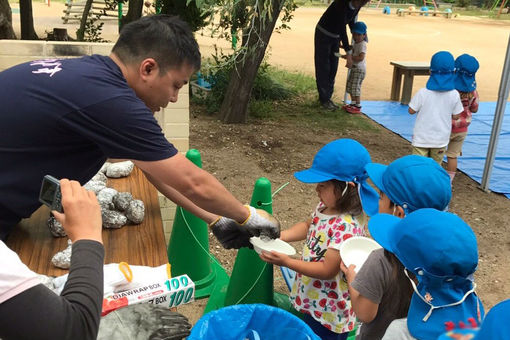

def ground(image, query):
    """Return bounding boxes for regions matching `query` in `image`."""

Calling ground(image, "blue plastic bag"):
[188,304,320,340]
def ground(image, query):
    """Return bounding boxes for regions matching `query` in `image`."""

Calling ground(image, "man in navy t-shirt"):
[0,15,279,249]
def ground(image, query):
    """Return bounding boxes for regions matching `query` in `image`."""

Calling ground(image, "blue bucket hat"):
[294,139,379,216]
[352,21,367,35]
[365,155,451,214]
[368,209,484,340]
[427,51,456,91]
[454,54,479,93]
[437,299,510,340]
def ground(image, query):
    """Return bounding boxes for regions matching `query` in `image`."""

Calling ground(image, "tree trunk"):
[219,0,283,123]
[76,0,93,41]
[0,0,16,39]
[19,0,38,40]
[120,0,143,30]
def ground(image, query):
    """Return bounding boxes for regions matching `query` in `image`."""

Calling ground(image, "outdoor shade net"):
[362,101,510,199]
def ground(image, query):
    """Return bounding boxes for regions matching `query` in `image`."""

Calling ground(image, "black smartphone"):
[39,175,63,213]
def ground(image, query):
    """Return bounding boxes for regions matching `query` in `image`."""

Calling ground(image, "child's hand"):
[259,250,290,266]
[340,261,357,284]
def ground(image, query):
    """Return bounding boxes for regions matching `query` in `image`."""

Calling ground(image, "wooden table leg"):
[390,67,402,101]
[401,70,415,105]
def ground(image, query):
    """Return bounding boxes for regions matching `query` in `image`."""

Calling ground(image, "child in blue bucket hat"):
[367,209,484,340]
[438,298,510,340]
[446,54,480,186]
[259,139,378,340]
[408,51,464,165]
[342,21,368,115]
[341,155,452,340]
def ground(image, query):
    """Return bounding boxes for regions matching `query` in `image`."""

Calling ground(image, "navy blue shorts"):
[302,313,349,340]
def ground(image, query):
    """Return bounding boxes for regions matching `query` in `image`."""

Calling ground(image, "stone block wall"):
[0,40,189,243]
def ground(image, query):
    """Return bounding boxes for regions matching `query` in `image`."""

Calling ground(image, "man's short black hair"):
[112,15,201,73]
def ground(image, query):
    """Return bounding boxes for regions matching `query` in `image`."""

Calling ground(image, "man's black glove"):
[209,205,280,249]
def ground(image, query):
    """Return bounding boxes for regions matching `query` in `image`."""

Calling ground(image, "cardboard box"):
[102,274,194,316]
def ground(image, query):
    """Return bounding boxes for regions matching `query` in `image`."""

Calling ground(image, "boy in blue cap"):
[340,155,451,340]
[259,139,379,340]
[408,51,464,165]
[445,54,480,185]
[341,21,368,114]
[370,209,484,340]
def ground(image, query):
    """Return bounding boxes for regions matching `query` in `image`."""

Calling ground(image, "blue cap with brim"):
[454,54,479,93]
[365,155,451,214]
[352,21,367,35]
[427,51,456,91]
[294,139,379,216]
[368,209,483,340]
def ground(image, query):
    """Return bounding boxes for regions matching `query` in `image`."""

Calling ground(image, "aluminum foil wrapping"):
[52,239,72,269]
[113,192,134,211]
[100,162,111,174]
[91,171,108,184]
[97,188,118,210]
[106,161,134,178]
[102,209,128,229]
[47,215,67,237]
[37,274,57,291]
[84,180,107,194]
[126,199,145,224]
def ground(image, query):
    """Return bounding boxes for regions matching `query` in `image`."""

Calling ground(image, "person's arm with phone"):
[0,180,105,340]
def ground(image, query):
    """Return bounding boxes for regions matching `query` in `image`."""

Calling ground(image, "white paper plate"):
[250,237,296,256]
[340,236,382,273]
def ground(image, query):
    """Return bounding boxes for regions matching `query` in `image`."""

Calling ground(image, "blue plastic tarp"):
[362,101,510,198]
[187,304,320,340]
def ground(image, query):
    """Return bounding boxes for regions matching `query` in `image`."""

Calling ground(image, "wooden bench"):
[396,8,453,18]
[390,61,430,105]
[6,167,168,277]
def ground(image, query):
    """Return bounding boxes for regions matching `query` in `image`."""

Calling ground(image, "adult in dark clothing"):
[315,0,369,110]
[0,179,105,340]
[0,15,279,249]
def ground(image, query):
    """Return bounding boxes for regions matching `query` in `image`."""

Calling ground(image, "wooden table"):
[390,61,430,105]
[6,167,168,277]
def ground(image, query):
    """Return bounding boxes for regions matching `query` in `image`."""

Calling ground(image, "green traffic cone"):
[223,177,275,306]
[167,149,217,298]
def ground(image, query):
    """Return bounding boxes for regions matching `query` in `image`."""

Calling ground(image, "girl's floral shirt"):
[290,202,365,334]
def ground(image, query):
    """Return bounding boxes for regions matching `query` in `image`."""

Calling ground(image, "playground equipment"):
[394,0,454,18]
[61,0,160,27]
[61,0,126,24]
[396,5,453,18]
[491,0,509,17]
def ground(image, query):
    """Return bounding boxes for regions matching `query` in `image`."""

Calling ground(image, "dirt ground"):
[12,2,510,325]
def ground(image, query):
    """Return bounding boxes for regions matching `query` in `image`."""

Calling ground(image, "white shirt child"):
[409,88,463,148]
